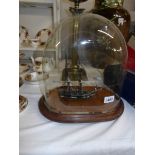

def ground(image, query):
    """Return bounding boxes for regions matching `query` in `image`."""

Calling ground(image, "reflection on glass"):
[41,13,127,114]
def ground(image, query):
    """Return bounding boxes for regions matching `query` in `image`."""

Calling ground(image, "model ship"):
[59,82,98,99]
[59,64,98,99]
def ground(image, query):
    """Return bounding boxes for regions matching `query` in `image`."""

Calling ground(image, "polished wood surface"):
[38,86,124,123]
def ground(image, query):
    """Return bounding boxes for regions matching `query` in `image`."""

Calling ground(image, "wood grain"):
[38,86,124,123]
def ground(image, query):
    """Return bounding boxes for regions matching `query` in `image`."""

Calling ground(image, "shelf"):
[19,0,56,4]
[19,41,56,52]
[19,0,60,67]
[20,0,56,3]
[20,45,56,52]
[19,0,56,8]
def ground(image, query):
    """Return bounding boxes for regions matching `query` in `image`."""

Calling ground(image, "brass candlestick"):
[62,0,88,81]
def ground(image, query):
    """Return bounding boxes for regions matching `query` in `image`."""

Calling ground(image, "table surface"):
[19,83,135,155]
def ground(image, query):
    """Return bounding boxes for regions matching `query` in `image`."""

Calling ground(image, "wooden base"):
[38,88,124,123]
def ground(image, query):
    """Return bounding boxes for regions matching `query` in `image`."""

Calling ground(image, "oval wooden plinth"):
[38,96,124,123]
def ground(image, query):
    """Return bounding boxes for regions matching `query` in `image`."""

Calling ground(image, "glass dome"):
[39,13,128,121]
